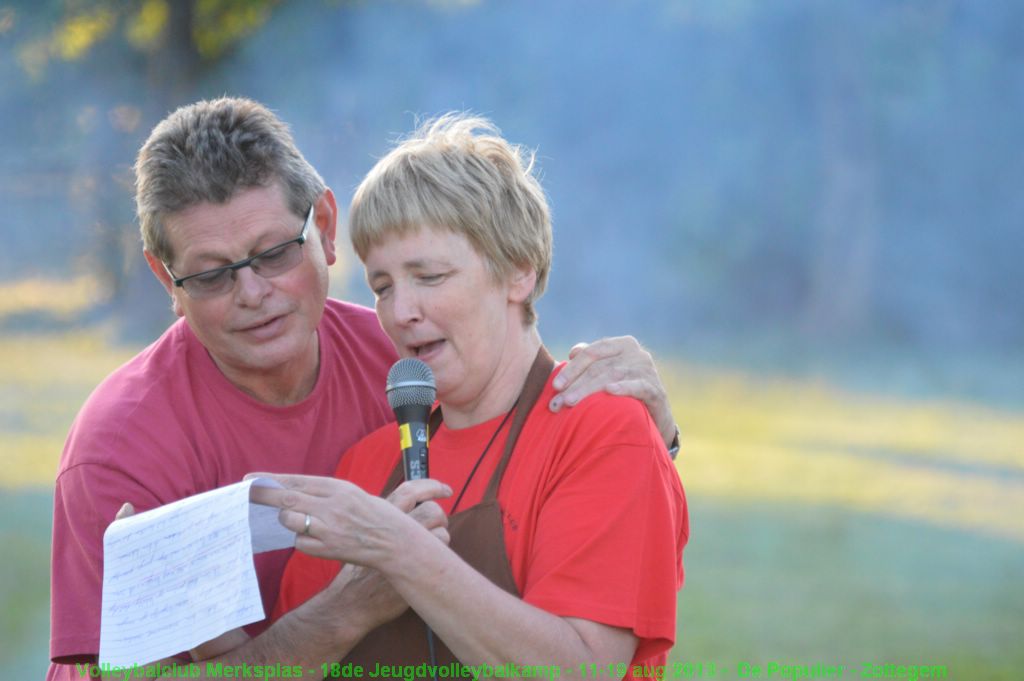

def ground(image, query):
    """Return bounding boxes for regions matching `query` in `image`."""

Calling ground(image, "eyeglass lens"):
[183,240,305,298]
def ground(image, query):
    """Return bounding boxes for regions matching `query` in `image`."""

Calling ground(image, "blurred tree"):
[24,0,277,85]
[801,3,879,340]
[4,0,1021,370]
[14,0,280,339]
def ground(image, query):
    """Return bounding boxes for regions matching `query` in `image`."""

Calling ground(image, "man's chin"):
[217,335,307,373]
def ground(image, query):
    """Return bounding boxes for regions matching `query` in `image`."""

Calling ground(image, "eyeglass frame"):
[163,204,315,298]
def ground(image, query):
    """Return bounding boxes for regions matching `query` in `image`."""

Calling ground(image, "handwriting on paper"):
[99,478,294,667]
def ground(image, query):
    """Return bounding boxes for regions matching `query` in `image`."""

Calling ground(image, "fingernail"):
[549,397,562,411]
[553,376,565,390]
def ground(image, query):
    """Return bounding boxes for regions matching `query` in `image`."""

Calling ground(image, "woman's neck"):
[440,326,542,430]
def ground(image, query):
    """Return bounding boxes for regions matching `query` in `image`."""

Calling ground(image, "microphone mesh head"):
[386,358,437,409]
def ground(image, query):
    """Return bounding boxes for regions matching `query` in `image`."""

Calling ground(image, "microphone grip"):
[400,419,429,480]
[395,403,432,482]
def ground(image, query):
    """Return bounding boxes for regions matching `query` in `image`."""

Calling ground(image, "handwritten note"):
[99,478,295,667]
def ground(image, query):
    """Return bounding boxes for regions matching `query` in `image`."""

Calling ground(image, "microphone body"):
[395,403,431,480]
[386,359,437,482]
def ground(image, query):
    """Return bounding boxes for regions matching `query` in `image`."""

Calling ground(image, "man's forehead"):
[175,183,290,221]
[164,185,298,264]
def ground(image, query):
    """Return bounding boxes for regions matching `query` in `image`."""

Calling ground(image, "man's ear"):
[508,265,538,304]
[314,188,339,266]
[144,250,184,317]
[144,250,173,293]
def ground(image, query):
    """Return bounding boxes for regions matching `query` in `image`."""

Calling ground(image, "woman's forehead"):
[364,226,483,270]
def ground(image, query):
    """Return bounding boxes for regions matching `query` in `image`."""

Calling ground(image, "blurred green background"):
[1,1,1022,679]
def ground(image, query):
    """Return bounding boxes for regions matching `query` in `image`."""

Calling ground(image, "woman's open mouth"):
[412,339,446,360]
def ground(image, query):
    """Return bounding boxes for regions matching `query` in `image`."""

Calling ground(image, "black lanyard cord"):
[448,398,519,515]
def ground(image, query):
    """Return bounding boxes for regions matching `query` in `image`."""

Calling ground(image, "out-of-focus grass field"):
[2,329,1022,678]
[663,365,1024,679]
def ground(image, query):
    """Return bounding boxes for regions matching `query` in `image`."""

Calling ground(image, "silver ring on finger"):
[302,513,312,536]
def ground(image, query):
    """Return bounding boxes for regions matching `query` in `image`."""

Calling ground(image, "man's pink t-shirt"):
[48,298,397,673]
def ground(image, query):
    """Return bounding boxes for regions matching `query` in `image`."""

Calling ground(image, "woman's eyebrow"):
[367,256,455,280]
[404,257,453,270]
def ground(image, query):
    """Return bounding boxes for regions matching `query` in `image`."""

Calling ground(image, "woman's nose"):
[392,284,423,325]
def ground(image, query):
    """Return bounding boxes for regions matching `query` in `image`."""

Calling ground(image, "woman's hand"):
[248,475,452,566]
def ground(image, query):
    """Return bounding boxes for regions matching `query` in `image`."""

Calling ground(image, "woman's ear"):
[508,265,537,304]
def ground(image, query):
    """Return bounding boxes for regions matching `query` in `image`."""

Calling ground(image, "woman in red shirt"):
[255,114,688,679]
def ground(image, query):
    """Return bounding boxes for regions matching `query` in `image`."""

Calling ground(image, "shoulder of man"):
[57,319,196,477]
[320,296,399,369]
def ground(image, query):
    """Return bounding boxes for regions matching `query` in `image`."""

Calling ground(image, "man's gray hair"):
[135,97,325,264]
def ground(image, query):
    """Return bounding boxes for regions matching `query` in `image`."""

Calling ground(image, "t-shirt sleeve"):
[49,370,206,665]
[519,397,688,664]
[50,462,165,664]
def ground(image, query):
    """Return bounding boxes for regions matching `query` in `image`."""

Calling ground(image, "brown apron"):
[338,347,555,676]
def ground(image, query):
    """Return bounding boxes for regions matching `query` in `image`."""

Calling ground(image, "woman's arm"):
[251,477,640,679]
[384,515,639,673]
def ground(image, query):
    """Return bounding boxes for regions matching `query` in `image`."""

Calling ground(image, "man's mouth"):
[239,314,284,333]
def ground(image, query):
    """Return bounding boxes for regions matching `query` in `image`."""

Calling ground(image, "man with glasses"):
[48,97,681,678]
[162,203,314,300]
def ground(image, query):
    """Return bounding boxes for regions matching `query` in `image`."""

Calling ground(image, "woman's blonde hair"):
[349,113,552,326]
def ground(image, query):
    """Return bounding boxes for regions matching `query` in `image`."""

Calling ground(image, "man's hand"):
[113,502,135,521]
[550,336,677,448]
[329,563,407,634]
[190,628,251,661]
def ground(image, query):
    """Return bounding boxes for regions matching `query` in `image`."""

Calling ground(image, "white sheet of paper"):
[99,477,294,667]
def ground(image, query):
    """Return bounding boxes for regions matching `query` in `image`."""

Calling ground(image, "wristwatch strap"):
[667,425,681,460]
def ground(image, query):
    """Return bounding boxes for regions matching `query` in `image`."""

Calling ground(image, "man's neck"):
[213,332,321,406]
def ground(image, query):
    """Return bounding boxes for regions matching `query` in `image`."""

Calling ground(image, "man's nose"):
[233,265,273,306]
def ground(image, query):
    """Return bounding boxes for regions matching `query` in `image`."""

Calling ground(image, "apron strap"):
[481,346,555,501]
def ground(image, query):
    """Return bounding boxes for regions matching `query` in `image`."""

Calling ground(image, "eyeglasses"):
[164,204,314,300]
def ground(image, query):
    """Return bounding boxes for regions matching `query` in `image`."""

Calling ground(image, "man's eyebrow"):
[184,225,297,266]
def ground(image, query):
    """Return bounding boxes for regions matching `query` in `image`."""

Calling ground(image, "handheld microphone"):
[387,358,442,675]
[386,358,436,481]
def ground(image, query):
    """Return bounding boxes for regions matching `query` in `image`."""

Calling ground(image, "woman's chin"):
[432,374,459,403]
